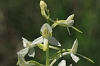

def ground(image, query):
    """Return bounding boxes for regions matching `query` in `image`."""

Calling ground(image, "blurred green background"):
[0,0,99,66]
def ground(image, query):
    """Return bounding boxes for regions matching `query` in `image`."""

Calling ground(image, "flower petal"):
[67,20,74,27]
[17,48,29,57]
[71,39,78,54]
[17,54,27,65]
[40,23,52,33]
[69,64,72,66]
[28,48,35,57]
[70,53,80,63]
[32,36,43,45]
[58,60,66,66]
[17,54,31,66]
[66,14,74,22]
[67,27,71,35]
[43,38,48,51]
[22,37,30,47]
[48,36,61,46]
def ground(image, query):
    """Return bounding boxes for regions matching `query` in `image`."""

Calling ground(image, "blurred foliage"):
[0,0,100,66]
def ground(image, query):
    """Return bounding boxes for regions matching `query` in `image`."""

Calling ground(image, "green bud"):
[40,0,47,11]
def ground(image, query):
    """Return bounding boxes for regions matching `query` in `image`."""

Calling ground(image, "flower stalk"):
[46,43,49,66]
[16,0,94,66]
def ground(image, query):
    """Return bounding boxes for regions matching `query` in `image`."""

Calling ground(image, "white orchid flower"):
[17,37,36,57]
[52,14,82,35]
[69,39,80,63]
[63,39,94,63]
[32,23,61,51]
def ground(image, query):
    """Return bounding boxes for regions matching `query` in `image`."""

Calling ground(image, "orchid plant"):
[16,0,94,66]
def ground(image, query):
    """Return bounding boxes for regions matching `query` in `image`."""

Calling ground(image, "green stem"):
[49,45,61,50]
[48,18,55,23]
[28,60,45,66]
[49,55,61,66]
[46,43,49,66]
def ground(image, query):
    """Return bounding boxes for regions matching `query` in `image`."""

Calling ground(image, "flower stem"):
[46,43,49,66]
[48,18,55,23]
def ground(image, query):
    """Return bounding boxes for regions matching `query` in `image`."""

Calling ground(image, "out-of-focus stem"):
[46,43,49,66]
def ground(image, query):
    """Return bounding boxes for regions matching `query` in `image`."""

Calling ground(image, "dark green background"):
[0,0,99,66]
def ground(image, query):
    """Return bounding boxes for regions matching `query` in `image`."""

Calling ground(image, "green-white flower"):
[66,39,80,63]
[63,39,94,63]
[17,37,36,57]
[52,14,82,35]
[32,23,61,51]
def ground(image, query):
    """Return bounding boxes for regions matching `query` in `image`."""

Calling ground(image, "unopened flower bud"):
[40,0,47,11]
